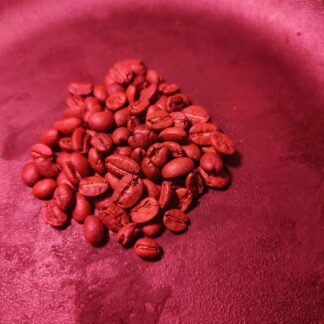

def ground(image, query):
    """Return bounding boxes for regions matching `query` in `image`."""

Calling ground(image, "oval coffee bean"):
[104,172,120,190]
[53,117,82,136]
[105,154,140,177]
[201,146,218,154]
[40,128,60,148]
[70,152,91,178]
[108,64,133,85]
[32,179,57,200]
[93,84,108,102]
[79,176,109,197]
[33,159,58,179]
[114,107,131,127]
[134,238,162,260]
[163,209,188,233]
[42,201,68,227]
[129,98,150,115]
[106,92,127,111]
[159,82,179,96]
[66,95,86,109]
[116,146,133,157]
[198,167,230,188]
[175,188,193,212]
[126,84,138,104]
[93,195,114,210]
[166,93,190,112]
[57,171,77,191]
[127,115,141,132]
[185,170,204,198]
[200,152,223,172]
[21,162,42,187]
[142,178,160,199]
[54,184,75,211]
[130,148,146,164]
[170,111,189,129]
[141,218,164,237]
[147,143,169,168]
[161,157,194,179]
[146,69,162,84]
[72,192,93,223]
[88,147,106,175]
[159,181,173,209]
[90,132,113,153]
[155,95,168,111]
[141,157,161,181]
[210,131,235,155]
[84,96,101,112]
[189,123,219,146]
[106,82,125,95]
[159,127,187,143]
[88,111,114,132]
[72,128,91,153]
[31,143,53,160]
[112,127,130,145]
[140,83,159,103]
[98,202,129,233]
[131,197,160,224]
[182,143,202,161]
[67,82,93,96]
[162,141,184,158]
[59,137,74,152]
[146,109,173,131]
[116,223,140,247]
[182,105,209,124]
[83,216,105,245]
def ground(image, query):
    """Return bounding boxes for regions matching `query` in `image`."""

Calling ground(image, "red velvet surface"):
[1,1,324,323]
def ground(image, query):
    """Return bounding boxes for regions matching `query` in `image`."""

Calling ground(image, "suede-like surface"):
[0,1,323,323]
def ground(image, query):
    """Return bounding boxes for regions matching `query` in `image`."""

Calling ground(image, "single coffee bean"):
[62,160,81,185]
[70,152,91,178]
[90,132,113,153]
[108,64,133,85]
[182,143,202,161]
[93,84,108,102]
[106,92,127,111]
[163,209,188,233]
[34,159,58,178]
[40,129,60,148]
[106,82,125,95]
[210,131,235,155]
[201,146,218,154]
[98,202,129,233]
[155,95,168,111]
[146,69,162,84]
[125,84,138,104]
[127,115,141,132]
[42,201,68,227]
[198,167,230,188]
[134,237,162,260]
[133,74,148,90]
[159,181,173,209]
[59,137,74,152]
[88,147,106,174]
[31,143,53,160]
[114,107,131,127]
[200,152,223,172]
[159,82,179,96]
[53,117,82,136]
[66,95,86,109]
[71,128,91,153]
[175,188,193,212]
[189,123,219,146]
[113,174,143,209]
[159,127,187,143]
[141,157,161,181]
[170,111,189,129]
[142,178,160,199]
[21,162,42,187]
[68,82,93,96]
[128,125,158,149]
[147,143,170,168]
[105,154,140,177]
[116,146,133,157]
[93,194,114,210]
[129,98,150,115]
[116,223,140,247]
[112,127,130,145]
[79,176,109,197]
[185,170,204,198]
[141,218,164,237]
[131,197,160,224]
[84,96,102,111]
[87,111,114,132]
[166,93,190,112]
[32,178,57,200]
[54,184,75,211]
[57,171,77,191]
[162,141,184,158]
[161,157,194,179]
[146,109,173,131]
[83,216,105,245]
[64,106,85,119]
[130,148,146,164]
[104,172,120,190]
[56,152,71,168]
[182,105,210,124]
[140,83,159,103]
[72,192,93,223]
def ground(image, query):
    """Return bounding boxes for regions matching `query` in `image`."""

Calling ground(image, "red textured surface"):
[1,1,324,323]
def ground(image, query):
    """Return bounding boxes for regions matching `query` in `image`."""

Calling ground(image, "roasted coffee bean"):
[66,95,86,109]
[159,127,187,143]
[161,157,194,179]
[88,147,106,174]
[90,132,113,153]
[93,84,108,102]
[131,197,159,223]
[40,129,60,148]
[147,143,169,168]
[170,112,189,129]
[42,201,68,227]
[34,159,58,178]
[32,178,57,200]
[104,172,120,190]
[182,143,202,161]
[126,84,138,104]
[146,69,162,84]
[21,162,42,187]
[140,83,159,103]
[108,64,133,85]
[56,153,71,168]
[106,92,127,111]
[128,125,157,149]
[57,171,77,191]
[83,216,105,245]
[70,152,91,178]
[106,82,125,95]
[31,143,53,160]
[163,209,188,233]
[85,96,102,111]
[113,174,143,209]
[72,128,91,153]
[141,157,161,181]
[53,117,82,136]
[68,82,93,96]
[133,74,148,90]
[72,192,93,223]
[116,146,133,157]
[189,123,218,146]
[116,223,140,247]
[166,93,190,112]
[105,154,140,177]
[134,237,161,260]
[146,108,173,131]
[114,107,131,127]
[112,127,130,145]
[142,178,160,199]
[93,194,114,210]
[162,141,184,158]
[198,167,230,188]
[182,105,209,124]
[98,202,129,233]
[210,131,235,155]
[159,181,173,209]
[59,137,74,152]
[176,188,193,212]
[201,146,218,154]
[88,111,114,132]
[141,218,164,237]
[155,95,168,111]
[130,148,146,164]
[64,105,85,119]
[159,82,179,96]
[54,184,75,211]
[129,98,150,115]
[200,152,223,172]
[79,176,109,197]
[185,170,204,198]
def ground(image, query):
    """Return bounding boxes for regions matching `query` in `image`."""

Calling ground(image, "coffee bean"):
[116,223,140,247]
[71,128,91,153]
[21,162,42,187]
[128,125,158,149]
[201,146,218,154]
[159,127,187,143]
[104,172,120,190]
[146,69,162,84]
[141,218,164,237]
[106,92,127,111]
[70,152,91,178]
[162,141,184,158]
[146,108,173,131]
[166,93,190,112]
[185,170,204,198]
[32,178,57,200]
[54,117,82,136]
[79,176,109,197]
[66,95,86,109]
[129,98,150,115]
[141,157,161,181]
[130,148,146,164]
[182,143,202,161]
[200,152,223,172]
[108,64,133,85]
[72,192,93,223]
[161,157,194,179]
[114,108,131,127]
[125,84,138,104]
[40,129,60,148]
[182,105,209,124]
[147,143,169,168]
[68,82,93,96]
[175,188,193,212]
[163,209,188,233]
[98,202,129,233]
[93,84,108,102]
[57,171,77,191]
[64,105,85,119]
[84,96,102,111]
[83,216,105,245]
[105,154,140,177]
[142,178,160,199]
[106,82,125,95]
[34,159,58,178]
[88,147,106,174]
[112,127,130,145]
[31,143,53,160]
[131,197,159,223]
[155,95,168,111]
[140,83,159,103]
[93,195,114,210]
[189,123,218,146]
[210,131,235,155]
[54,184,75,211]
[42,201,68,227]
[88,111,114,132]
[198,167,230,188]
[159,82,179,96]
[90,132,113,153]
[159,181,173,209]
[134,237,161,260]
[59,137,74,152]
[116,146,133,157]
[170,112,189,129]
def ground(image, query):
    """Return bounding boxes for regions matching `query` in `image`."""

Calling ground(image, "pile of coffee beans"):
[21,59,235,261]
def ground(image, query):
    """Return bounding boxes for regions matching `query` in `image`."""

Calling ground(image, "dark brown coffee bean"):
[83,216,105,245]
[54,184,75,211]
[140,83,159,103]
[126,84,138,104]
[72,128,91,153]
[147,143,169,168]
[159,83,179,96]
[159,127,187,143]
[112,127,130,145]
[163,209,188,233]
[53,117,82,136]
[162,141,184,158]
[189,123,218,146]
[185,170,204,198]
[32,178,57,200]
[130,148,146,164]
[40,129,60,148]
[79,176,109,197]
[106,82,125,95]
[31,143,53,160]
[105,154,140,177]
[182,105,209,124]
[104,172,120,190]
[90,132,113,153]
[106,92,127,111]
[141,157,161,181]
[200,152,223,172]
[146,69,162,84]
[70,152,91,178]
[88,111,114,132]
[21,162,42,187]
[170,112,189,129]
[42,200,68,227]
[114,107,131,127]
[198,167,230,188]
[182,143,202,161]
[59,137,74,152]
[129,98,150,115]
[116,223,140,247]
[134,237,162,260]
[166,93,190,112]
[72,192,93,223]
[146,109,173,131]
[175,188,193,212]
[210,131,235,155]
[161,157,194,179]
[88,147,106,174]
[159,181,173,209]
[141,218,164,237]
[34,159,58,178]
[131,197,159,224]
[108,64,133,85]
[93,84,108,102]
[113,174,143,209]
[142,178,160,199]
[57,171,77,191]
[68,82,93,96]
[98,202,129,233]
